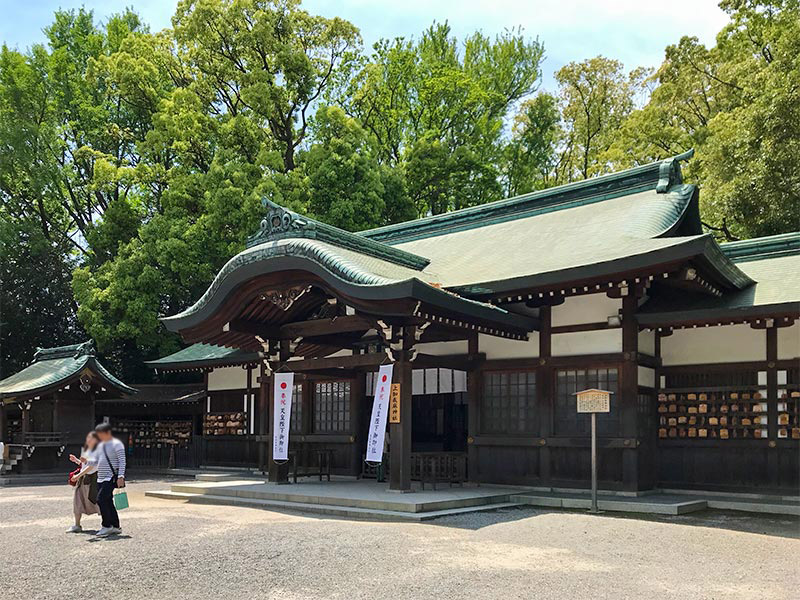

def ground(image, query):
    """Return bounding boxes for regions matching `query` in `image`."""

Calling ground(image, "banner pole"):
[590,412,598,513]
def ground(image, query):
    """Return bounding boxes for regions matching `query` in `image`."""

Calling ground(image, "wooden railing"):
[411,452,467,490]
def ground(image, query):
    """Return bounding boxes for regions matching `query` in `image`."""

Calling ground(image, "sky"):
[0,0,731,92]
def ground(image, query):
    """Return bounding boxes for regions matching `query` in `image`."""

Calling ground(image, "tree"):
[303,106,411,231]
[0,9,158,265]
[700,0,800,239]
[605,0,799,239]
[555,57,647,181]
[0,218,83,377]
[340,22,545,214]
[171,0,361,173]
[502,92,563,196]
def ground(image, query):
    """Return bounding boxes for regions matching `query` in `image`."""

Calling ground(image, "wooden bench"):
[289,448,333,483]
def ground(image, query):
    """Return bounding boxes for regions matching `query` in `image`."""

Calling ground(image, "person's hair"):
[94,422,113,435]
[83,431,100,451]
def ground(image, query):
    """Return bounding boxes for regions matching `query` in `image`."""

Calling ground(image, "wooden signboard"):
[573,388,613,513]
[389,383,401,424]
[575,388,611,413]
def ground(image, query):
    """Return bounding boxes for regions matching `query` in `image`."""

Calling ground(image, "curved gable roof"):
[0,341,136,401]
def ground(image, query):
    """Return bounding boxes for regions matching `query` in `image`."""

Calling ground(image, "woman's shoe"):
[66,525,82,533]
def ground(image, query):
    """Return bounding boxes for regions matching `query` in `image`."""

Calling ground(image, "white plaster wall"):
[479,332,540,360]
[638,329,656,356]
[778,323,800,360]
[638,366,656,387]
[551,293,621,326]
[207,366,249,390]
[661,324,765,366]
[414,340,469,356]
[552,329,622,356]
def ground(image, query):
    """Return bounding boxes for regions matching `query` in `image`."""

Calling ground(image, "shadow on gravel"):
[430,506,800,538]
[87,535,133,543]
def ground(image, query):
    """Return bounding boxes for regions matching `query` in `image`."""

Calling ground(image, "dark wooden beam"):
[275,352,386,372]
[551,321,617,334]
[281,314,378,339]
[412,352,485,370]
[227,314,379,341]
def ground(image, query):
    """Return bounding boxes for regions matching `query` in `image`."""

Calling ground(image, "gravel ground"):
[1,478,798,600]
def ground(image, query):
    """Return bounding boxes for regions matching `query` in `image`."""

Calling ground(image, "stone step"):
[510,494,707,515]
[168,481,513,513]
[194,473,237,482]
[705,499,800,516]
[146,490,522,521]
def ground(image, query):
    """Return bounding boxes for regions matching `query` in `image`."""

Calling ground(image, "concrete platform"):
[149,478,523,515]
[145,489,521,521]
[511,492,707,515]
[512,490,800,516]
[145,474,800,520]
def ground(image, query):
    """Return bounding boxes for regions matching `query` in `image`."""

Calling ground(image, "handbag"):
[102,442,129,511]
[113,490,129,510]
[86,473,99,504]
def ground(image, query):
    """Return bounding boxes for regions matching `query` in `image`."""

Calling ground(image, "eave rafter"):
[643,314,798,334]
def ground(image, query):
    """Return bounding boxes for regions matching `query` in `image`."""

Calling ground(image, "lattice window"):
[290,384,303,433]
[481,371,537,434]
[555,368,620,436]
[313,381,351,433]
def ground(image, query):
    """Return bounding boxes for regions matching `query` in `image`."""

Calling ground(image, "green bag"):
[113,490,129,510]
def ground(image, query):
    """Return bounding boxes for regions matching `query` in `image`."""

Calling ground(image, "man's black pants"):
[97,478,120,529]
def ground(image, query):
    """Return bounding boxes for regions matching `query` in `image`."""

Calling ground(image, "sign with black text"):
[389,383,401,424]
[575,389,611,413]
[366,364,394,463]
[272,372,295,462]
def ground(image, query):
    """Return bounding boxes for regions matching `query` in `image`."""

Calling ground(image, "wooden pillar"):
[766,326,779,487]
[621,293,640,492]
[21,402,30,434]
[466,331,480,481]
[0,401,7,442]
[537,305,553,484]
[389,325,415,491]
[350,370,366,476]
[653,331,663,487]
[258,361,269,474]
[52,393,60,434]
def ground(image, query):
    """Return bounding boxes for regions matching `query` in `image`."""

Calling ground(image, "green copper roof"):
[161,150,765,344]
[146,343,259,371]
[361,150,696,245]
[247,199,430,270]
[0,341,137,401]
[162,236,534,336]
[721,232,800,263]
[639,238,800,326]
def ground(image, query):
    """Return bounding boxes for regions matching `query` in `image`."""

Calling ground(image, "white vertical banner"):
[272,372,295,462]
[366,364,394,463]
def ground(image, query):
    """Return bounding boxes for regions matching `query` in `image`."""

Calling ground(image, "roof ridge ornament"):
[32,340,96,363]
[656,148,694,193]
[250,199,309,243]
[246,198,431,271]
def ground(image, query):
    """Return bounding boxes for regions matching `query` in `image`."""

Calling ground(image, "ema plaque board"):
[575,389,612,413]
